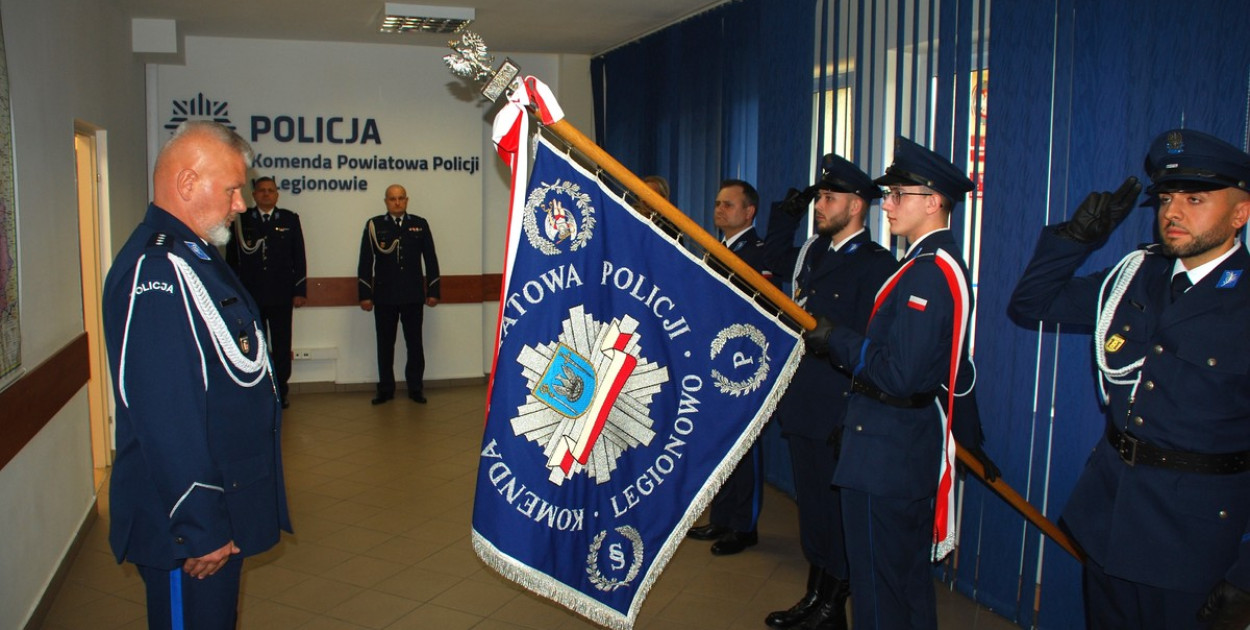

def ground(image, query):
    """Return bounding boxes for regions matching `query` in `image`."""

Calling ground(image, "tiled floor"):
[38,385,1019,629]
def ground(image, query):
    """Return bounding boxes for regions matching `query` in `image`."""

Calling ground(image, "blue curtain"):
[592,0,817,495]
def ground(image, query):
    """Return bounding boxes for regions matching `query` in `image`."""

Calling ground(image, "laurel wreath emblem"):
[586,526,644,592]
[709,324,770,397]
[522,179,596,255]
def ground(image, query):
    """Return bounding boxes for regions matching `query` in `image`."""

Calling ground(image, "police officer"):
[227,176,307,408]
[805,138,982,630]
[687,178,775,555]
[358,184,441,405]
[1009,129,1250,630]
[762,155,897,630]
[102,121,291,629]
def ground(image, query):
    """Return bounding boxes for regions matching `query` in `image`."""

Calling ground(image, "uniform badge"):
[238,331,251,354]
[523,179,596,255]
[845,243,861,254]
[1165,131,1184,154]
[1216,269,1242,289]
[1104,334,1125,353]
[183,241,212,261]
[907,295,928,312]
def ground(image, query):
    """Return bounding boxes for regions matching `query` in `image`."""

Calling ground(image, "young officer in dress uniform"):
[1010,129,1250,630]
[102,121,291,630]
[805,137,981,630]
[358,184,441,405]
[226,176,307,408]
[761,155,898,630]
[686,178,777,555]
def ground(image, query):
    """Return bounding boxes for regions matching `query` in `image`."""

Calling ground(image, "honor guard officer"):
[762,154,897,630]
[358,184,441,405]
[1010,129,1250,630]
[687,179,777,555]
[805,138,992,630]
[226,176,307,409]
[102,121,291,630]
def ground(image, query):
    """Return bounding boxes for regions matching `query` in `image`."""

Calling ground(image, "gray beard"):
[206,222,232,247]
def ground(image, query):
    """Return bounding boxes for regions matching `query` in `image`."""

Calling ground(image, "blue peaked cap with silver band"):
[1144,128,1250,194]
[873,137,974,204]
[815,153,882,201]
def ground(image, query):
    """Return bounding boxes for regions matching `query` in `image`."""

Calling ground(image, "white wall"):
[152,39,591,387]
[0,0,149,626]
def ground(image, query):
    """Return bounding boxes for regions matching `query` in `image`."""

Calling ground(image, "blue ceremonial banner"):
[472,136,802,629]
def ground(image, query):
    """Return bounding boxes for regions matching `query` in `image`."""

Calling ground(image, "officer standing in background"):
[762,155,897,630]
[804,138,981,630]
[103,120,290,629]
[227,176,307,408]
[687,178,775,556]
[1009,129,1250,630]
[358,184,441,405]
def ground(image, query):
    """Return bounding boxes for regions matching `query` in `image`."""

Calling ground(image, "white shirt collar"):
[1172,239,1242,285]
[830,228,866,252]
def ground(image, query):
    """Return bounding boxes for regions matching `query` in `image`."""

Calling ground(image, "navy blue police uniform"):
[226,206,307,405]
[358,212,441,400]
[813,139,978,630]
[1010,129,1250,630]
[103,204,291,630]
[696,226,774,551]
[762,154,898,629]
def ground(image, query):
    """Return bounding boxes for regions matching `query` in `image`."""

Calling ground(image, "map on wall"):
[0,13,21,387]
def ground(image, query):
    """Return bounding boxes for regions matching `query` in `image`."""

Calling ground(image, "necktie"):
[261,213,270,223]
[1170,272,1192,302]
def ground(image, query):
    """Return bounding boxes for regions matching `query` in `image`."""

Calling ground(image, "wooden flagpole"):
[444,33,1083,563]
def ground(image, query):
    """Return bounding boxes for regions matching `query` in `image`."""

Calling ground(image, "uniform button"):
[1121,324,1131,332]
[1144,381,1154,390]
[842,391,849,398]
[1153,345,1164,355]
[832,293,841,299]
[175,537,186,544]
[1218,510,1229,519]
[1132,416,1144,426]
[1207,357,1217,367]
[231,481,239,489]
[854,425,863,432]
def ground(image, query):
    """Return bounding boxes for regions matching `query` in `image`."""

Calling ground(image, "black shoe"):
[371,394,393,405]
[280,398,290,409]
[795,578,850,630]
[686,523,731,541]
[766,565,830,629]
[710,530,758,555]
[408,392,427,404]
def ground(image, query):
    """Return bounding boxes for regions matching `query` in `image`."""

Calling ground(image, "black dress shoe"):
[408,392,427,404]
[687,523,731,541]
[371,394,393,405]
[710,530,758,555]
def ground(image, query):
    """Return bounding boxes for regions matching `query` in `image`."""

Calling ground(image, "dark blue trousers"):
[373,301,425,396]
[137,559,242,630]
[709,442,763,532]
[787,435,847,578]
[1085,559,1213,629]
[841,488,936,630]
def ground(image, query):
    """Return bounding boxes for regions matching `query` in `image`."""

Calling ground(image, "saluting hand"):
[1058,176,1142,243]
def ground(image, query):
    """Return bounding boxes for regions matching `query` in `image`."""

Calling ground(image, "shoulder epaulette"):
[146,232,174,249]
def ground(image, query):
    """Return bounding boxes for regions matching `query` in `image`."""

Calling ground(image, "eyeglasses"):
[883,190,934,205]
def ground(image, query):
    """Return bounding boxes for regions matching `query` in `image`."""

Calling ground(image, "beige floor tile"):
[237,597,317,629]
[427,576,519,616]
[325,554,409,588]
[323,589,420,629]
[384,603,482,630]
[269,575,364,613]
[372,565,462,602]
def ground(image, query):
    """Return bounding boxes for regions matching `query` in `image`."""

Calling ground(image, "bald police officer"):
[1010,129,1250,630]
[103,121,291,629]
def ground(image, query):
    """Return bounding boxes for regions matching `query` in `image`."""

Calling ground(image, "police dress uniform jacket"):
[827,229,975,500]
[1009,226,1250,593]
[764,212,898,441]
[226,207,307,306]
[357,213,441,305]
[102,204,291,570]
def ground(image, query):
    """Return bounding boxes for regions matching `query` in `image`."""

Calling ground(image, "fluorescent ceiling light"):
[380,3,474,34]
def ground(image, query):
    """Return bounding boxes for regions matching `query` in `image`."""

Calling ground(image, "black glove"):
[802,316,837,357]
[777,186,819,218]
[961,443,1000,482]
[1198,580,1250,629]
[1057,176,1142,243]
